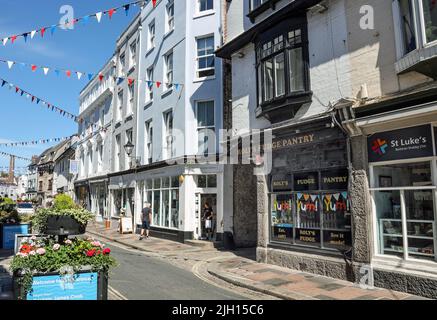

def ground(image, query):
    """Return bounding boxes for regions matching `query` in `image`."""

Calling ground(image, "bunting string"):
[0,151,31,162]
[0,136,75,147]
[0,58,184,90]
[0,1,152,46]
[0,77,105,132]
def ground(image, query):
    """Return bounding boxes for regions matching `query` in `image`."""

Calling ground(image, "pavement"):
[0,249,14,300]
[87,222,429,300]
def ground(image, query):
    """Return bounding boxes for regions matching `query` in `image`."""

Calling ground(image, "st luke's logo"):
[371,138,388,155]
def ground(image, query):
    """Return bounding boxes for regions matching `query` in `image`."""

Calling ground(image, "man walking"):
[139,202,152,240]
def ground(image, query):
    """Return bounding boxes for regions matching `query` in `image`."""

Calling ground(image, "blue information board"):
[2,224,29,249]
[27,272,98,300]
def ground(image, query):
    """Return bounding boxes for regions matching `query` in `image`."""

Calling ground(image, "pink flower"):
[29,251,36,256]
[16,252,28,257]
[30,236,37,241]
[36,248,46,255]
[53,244,61,251]
[64,239,72,245]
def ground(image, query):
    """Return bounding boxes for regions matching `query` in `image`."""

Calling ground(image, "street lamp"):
[124,141,135,169]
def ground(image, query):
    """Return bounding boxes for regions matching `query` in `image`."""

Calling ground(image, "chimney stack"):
[8,155,15,184]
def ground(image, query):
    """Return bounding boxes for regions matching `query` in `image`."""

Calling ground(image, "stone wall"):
[232,164,258,247]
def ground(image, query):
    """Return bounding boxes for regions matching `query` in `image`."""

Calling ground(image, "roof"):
[38,139,71,165]
[216,0,322,59]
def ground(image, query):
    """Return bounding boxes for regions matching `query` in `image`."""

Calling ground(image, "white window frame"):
[369,156,437,264]
[164,51,174,90]
[115,134,121,171]
[196,35,215,79]
[127,84,134,116]
[163,110,174,159]
[197,0,214,13]
[145,120,153,164]
[196,100,215,155]
[130,41,137,68]
[146,67,154,102]
[148,21,155,50]
[117,90,123,121]
[166,0,175,33]
[98,143,103,172]
[119,53,126,77]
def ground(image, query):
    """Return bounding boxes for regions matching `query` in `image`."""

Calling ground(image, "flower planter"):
[45,216,86,236]
[13,268,108,300]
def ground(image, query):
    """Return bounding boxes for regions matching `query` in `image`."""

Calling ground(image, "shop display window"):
[372,161,436,262]
[271,194,293,243]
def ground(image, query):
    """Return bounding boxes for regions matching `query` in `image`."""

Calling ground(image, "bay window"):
[257,26,307,105]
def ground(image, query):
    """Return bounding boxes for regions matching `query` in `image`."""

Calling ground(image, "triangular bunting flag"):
[124,4,130,16]
[66,70,71,77]
[7,61,14,69]
[152,0,157,7]
[108,9,116,19]
[31,96,35,102]
[15,87,19,93]
[128,78,134,86]
[77,72,83,80]
[3,38,8,46]
[88,73,94,80]
[99,74,104,82]
[23,33,28,42]
[82,15,90,24]
[36,98,40,104]
[1,80,5,87]
[43,67,49,75]
[31,65,37,72]
[30,30,36,39]
[117,77,124,85]
[174,83,180,91]
[332,193,340,201]
[341,192,348,200]
[40,28,46,38]
[10,35,17,44]
[310,194,318,202]
[50,25,57,36]
[325,194,332,202]
[156,81,161,88]
[303,194,310,201]
[96,12,103,23]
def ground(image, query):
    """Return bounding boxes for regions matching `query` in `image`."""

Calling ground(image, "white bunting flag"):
[43,67,49,75]
[77,72,83,80]
[96,12,103,23]
[3,38,8,46]
[7,61,14,69]
[30,30,37,39]
[332,193,340,201]
[310,194,318,202]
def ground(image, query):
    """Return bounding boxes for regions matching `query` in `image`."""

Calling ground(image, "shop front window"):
[271,194,293,243]
[372,161,436,261]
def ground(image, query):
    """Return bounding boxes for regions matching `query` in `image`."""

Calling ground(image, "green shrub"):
[53,194,76,211]
[0,210,20,224]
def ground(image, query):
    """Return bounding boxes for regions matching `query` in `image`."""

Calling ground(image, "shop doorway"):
[198,193,217,241]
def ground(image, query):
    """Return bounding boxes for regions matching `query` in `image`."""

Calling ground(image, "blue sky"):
[0,0,141,173]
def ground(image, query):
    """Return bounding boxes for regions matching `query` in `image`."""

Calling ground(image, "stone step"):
[185,239,223,249]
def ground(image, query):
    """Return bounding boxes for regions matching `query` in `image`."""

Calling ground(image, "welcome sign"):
[367,125,433,162]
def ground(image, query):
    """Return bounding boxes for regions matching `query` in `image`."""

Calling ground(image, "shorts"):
[142,220,150,230]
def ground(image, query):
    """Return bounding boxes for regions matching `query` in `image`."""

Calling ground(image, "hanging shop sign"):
[321,169,348,190]
[294,172,319,191]
[367,125,433,162]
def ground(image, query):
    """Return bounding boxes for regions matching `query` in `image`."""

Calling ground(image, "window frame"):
[198,0,214,13]
[256,23,309,107]
[164,51,174,90]
[148,20,156,50]
[117,90,124,121]
[145,120,153,164]
[196,100,216,155]
[163,110,174,159]
[166,0,175,33]
[127,83,135,116]
[196,35,216,79]
[119,53,126,77]
[369,157,437,263]
[146,66,154,102]
[130,41,137,68]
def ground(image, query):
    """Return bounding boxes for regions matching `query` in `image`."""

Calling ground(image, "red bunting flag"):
[99,74,104,82]
[10,35,17,44]
[31,65,37,72]
[108,9,116,19]
[152,0,157,7]
[40,28,46,38]
[66,70,71,77]
[31,96,35,102]
[15,87,19,93]
[128,78,134,86]
[156,81,161,88]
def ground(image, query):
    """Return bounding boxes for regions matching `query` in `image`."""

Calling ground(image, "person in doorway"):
[202,202,214,241]
[139,202,152,240]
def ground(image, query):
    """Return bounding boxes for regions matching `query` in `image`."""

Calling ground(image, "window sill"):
[144,100,154,109]
[193,75,216,83]
[161,88,173,97]
[163,29,174,40]
[125,113,134,121]
[146,47,155,57]
[193,10,215,20]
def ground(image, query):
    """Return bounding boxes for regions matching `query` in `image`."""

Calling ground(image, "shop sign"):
[27,272,98,300]
[2,224,29,250]
[294,173,318,191]
[272,226,293,241]
[271,175,292,191]
[367,125,433,162]
[296,228,320,243]
[323,230,351,247]
[321,170,348,190]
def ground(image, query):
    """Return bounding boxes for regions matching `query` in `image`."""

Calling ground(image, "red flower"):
[96,250,101,255]
[86,249,96,257]
[103,248,111,255]
[20,244,33,254]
